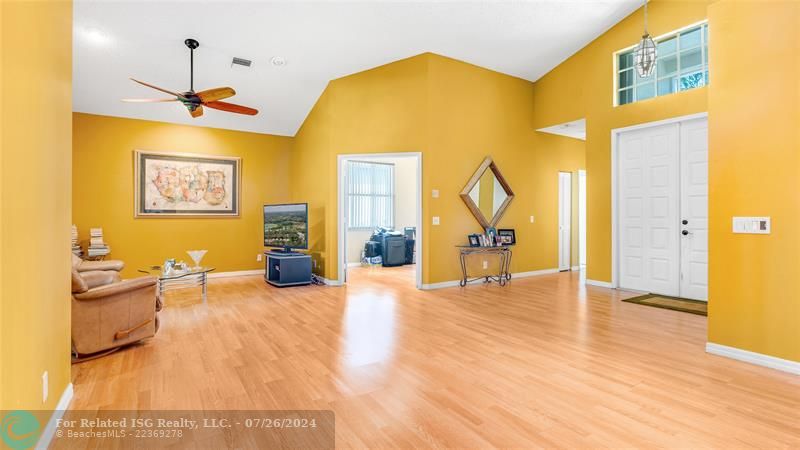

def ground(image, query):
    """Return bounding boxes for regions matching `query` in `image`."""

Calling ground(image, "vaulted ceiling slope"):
[73,0,641,136]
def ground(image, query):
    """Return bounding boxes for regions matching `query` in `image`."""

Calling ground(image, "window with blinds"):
[347,161,395,229]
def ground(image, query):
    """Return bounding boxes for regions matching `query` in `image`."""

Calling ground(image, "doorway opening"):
[337,153,422,289]
[612,113,708,301]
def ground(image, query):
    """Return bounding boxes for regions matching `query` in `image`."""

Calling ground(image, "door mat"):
[622,294,707,316]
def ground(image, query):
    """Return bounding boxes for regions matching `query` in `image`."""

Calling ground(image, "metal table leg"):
[459,252,468,287]
[202,272,207,303]
[504,249,513,281]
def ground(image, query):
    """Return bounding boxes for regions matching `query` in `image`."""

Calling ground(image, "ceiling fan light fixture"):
[270,56,287,67]
[123,38,259,118]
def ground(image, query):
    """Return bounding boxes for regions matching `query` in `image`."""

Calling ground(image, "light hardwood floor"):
[71,266,800,448]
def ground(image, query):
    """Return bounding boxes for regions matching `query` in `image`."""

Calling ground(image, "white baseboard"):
[514,268,559,278]
[208,269,264,279]
[36,383,73,450]
[421,280,462,290]
[706,342,800,376]
[421,268,559,290]
[585,279,613,288]
[346,262,361,268]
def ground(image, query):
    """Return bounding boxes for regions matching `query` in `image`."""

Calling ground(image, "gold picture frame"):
[134,150,241,217]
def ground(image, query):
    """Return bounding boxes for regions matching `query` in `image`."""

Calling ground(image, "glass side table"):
[137,265,215,302]
[456,245,513,287]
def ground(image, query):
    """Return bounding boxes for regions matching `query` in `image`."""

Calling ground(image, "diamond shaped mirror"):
[460,157,515,229]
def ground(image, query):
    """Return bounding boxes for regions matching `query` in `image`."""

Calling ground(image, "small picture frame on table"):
[497,229,516,245]
[468,234,481,247]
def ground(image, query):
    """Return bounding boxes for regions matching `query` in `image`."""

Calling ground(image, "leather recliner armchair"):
[71,269,161,362]
[72,252,125,273]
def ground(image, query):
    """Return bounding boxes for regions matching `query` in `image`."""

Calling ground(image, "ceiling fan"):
[123,38,258,118]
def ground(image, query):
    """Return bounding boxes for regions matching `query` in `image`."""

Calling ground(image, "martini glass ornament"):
[186,250,207,269]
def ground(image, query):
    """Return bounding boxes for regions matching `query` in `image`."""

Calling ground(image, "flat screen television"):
[264,203,308,252]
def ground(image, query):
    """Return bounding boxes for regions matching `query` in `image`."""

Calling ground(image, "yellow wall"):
[0,0,73,413]
[428,55,585,282]
[707,0,800,362]
[291,53,585,284]
[291,54,429,280]
[532,0,712,282]
[72,113,292,278]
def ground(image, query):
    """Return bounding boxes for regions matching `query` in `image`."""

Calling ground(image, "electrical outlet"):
[432,216,440,225]
[432,189,440,198]
[42,371,48,403]
[256,254,262,262]
[312,259,317,268]
[482,260,488,269]
[530,215,535,223]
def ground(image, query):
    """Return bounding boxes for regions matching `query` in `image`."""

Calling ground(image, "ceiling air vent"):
[231,57,252,68]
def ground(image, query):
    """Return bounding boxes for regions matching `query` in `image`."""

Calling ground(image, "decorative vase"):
[186,250,207,269]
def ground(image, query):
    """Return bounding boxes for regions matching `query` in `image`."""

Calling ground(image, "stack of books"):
[87,228,111,257]
[71,225,82,257]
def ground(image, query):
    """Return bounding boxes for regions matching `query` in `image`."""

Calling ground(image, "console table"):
[456,245,513,287]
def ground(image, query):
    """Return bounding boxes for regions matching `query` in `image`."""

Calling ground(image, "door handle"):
[682,230,690,236]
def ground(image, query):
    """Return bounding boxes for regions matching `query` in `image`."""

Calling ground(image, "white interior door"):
[679,119,709,301]
[558,172,572,271]
[618,123,680,296]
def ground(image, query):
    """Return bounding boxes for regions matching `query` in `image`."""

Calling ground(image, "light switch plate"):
[432,216,440,225]
[732,216,770,234]
[432,189,439,198]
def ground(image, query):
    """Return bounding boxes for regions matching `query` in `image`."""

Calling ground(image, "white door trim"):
[558,171,572,271]
[578,169,587,267]
[337,152,423,289]
[611,112,708,289]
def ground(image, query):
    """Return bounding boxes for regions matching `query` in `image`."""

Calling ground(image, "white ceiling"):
[73,1,641,136]
[537,118,586,140]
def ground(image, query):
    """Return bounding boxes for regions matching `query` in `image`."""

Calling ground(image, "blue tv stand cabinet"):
[265,251,312,287]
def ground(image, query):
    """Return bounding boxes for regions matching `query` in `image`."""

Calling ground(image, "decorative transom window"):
[616,22,709,106]
[347,160,394,229]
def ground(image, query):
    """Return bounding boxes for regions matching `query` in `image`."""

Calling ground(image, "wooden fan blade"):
[196,87,235,103]
[189,105,204,118]
[121,98,178,103]
[130,78,184,98]
[205,101,258,116]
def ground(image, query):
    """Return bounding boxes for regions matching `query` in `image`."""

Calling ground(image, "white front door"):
[679,119,709,301]
[618,122,681,296]
[558,172,572,271]
[617,117,708,300]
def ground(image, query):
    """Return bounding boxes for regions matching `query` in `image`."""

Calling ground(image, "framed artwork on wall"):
[134,150,241,217]
[497,228,516,245]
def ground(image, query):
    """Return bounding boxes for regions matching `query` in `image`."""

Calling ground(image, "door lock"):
[682,219,689,225]
[682,230,690,236]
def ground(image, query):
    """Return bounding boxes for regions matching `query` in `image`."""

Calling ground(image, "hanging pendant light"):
[634,0,657,77]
